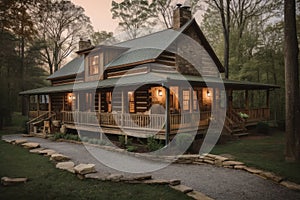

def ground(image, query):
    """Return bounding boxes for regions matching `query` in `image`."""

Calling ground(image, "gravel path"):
[2,135,300,200]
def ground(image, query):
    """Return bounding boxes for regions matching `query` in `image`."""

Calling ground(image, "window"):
[30,95,38,103]
[128,91,135,113]
[183,90,190,111]
[40,95,49,104]
[89,55,99,75]
[106,92,112,113]
[193,90,198,111]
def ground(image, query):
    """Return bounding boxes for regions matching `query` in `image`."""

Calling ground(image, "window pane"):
[89,55,99,75]
[183,90,190,111]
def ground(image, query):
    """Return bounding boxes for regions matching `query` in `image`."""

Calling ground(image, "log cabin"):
[20,5,279,140]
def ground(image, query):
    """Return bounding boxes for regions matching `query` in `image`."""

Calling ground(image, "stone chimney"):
[173,3,192,30]
[78,38,92,51]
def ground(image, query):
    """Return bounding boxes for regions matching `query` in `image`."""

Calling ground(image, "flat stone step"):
[74,164,96,175]
[1,177,28,186]
[170,184,193,194]
[22,142,40,149]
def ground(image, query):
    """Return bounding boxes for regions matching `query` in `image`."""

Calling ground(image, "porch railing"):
[61,111,210,132]
[234,108,270,122]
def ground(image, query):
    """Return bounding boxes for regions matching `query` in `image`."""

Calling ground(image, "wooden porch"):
[27,107,270,138]
[60,111,211,139]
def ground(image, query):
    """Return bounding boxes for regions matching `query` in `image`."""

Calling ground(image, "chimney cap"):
[176,3,182,8]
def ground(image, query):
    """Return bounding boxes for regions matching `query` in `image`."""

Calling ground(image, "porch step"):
[233,132,249,137]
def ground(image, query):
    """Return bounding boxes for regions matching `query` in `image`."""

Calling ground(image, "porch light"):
[207,90,211,97]
[158,90,163,96]
[68,94,75,102]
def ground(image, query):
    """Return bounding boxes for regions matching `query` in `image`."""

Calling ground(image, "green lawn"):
[211,129,300,184]
[0,113,191,200]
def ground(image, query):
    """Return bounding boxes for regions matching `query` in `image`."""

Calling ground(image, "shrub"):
[97,139,109,146]
[147,137,163,152]
[118,135,132,148]
[88,138,100,144]
[53,132,63,140]
[23,121,28,134]
[69,134,80,141]
[118,135,126,148]
[277,120,285,131]
[256,122,270,134]
[81,137,89,142]
[126,145,138,152]
[175,133,194,152]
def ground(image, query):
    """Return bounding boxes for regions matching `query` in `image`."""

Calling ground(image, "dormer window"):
[89,55,99,75]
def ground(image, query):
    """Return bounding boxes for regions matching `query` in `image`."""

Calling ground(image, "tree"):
[92,31,115,45]
[205,0,230,79]
[0,0,49,124]
[151,0,202,29]
[284,0,300,161]
[111,0,157,39]
[152,0,173,28]
[36,0,92,74]
[204,0,282,79]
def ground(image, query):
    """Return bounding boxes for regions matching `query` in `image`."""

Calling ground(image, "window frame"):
[182,90,190,111]
[88,54,100,76]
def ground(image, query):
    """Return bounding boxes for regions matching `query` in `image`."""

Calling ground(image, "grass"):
[0,113,191,200]
[211,129,300,184]
[0,112,27,136]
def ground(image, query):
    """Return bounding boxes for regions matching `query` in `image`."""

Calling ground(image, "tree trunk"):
[284,0,300,161]
[224,0,230,79]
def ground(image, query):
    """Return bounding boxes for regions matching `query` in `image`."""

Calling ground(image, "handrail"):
[27,111,56,134]
[27,112,50,125]
[226,109,246,133]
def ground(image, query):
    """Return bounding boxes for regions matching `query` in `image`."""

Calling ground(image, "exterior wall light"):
[158,90,163,96]
[207,90,211,97]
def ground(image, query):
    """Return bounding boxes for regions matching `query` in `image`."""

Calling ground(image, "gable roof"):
[105,19,225,72]
[47,18,224,80]
[47,56,84,80]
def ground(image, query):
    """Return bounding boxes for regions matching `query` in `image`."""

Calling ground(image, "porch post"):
[165,86,170,145]
[190,88,193,113]
[245,90,249,110]
[77,93,80,111]
[121,90,127,144]
[266,90,270,108]
[213,88,216,111]
[62,94,65,111]
[227,89,233,110]
[25,95,30,117]
[266,89,270,119]
[98,91,103,141]
[121,90,124,127]
[98,92,101,113]
[48,95,52,113]
[37,95,40,116]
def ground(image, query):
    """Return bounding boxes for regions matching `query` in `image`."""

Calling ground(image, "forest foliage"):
[0,0,93,128]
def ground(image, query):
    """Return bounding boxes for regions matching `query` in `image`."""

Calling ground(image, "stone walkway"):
[2,134,300,200]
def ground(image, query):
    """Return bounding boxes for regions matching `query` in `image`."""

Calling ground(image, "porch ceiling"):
[20,72,279,95]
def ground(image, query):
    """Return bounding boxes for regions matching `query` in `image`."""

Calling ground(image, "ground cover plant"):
[212,128,300,184]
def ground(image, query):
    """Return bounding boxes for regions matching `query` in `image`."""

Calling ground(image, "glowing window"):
[183,90,190,111]
[89,55,99,75]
